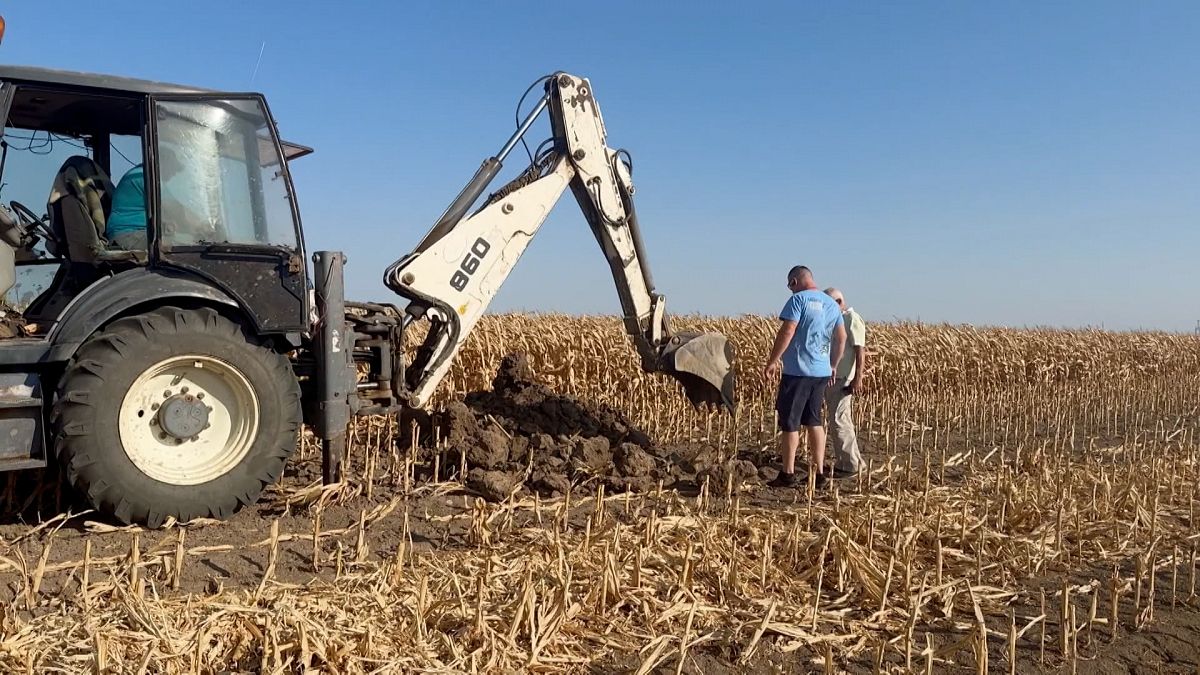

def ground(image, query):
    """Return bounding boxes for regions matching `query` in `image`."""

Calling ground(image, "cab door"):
[146,94,308,333]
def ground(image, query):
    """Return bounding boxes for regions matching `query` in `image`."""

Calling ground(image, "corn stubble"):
[0,314,1197,673]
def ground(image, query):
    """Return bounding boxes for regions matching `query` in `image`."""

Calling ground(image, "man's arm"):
[763,320,797,380]
[829,320,846,377]
[766,296,802,380]
[768,319,796,381]
[849,313,867,392]
[849,345,866,392]
[161,196,221,244]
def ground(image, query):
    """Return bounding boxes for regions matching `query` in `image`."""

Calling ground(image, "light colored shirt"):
[835,307,866,381]
[778,290,842,378]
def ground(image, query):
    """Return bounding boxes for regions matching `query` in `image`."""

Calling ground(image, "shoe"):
[830,467,860,479]
[813,472,829,489]
[767,471,796,488]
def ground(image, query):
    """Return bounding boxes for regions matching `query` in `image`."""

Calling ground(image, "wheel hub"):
[119,352,260,486]
[157,394,210,440]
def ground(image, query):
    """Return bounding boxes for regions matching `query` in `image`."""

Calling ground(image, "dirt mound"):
[429,353,756,501]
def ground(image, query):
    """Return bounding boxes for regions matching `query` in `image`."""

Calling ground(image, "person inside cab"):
[106,146,195,250]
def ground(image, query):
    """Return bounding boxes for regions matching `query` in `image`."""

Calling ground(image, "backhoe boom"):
[383,72,736,411]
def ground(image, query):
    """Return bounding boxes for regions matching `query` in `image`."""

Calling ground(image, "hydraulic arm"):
[383,72,736,411]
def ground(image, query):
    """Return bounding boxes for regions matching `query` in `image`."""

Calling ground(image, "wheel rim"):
[119,355,260,486]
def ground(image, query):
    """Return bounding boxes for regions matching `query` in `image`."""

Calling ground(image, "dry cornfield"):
[0,314,1197,673]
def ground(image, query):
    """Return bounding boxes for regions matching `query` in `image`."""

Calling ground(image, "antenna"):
[250,41,266,85]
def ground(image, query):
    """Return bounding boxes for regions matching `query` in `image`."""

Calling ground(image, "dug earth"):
[416,353,758,501]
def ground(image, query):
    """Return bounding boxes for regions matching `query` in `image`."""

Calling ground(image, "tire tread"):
[54,306,301,528]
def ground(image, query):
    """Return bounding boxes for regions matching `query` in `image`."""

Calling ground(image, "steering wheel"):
[8,200,58,248]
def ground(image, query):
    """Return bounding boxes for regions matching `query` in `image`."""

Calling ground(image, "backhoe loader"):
[0,16,735,527]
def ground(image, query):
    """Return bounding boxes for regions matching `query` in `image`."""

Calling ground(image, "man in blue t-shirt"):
[762,265,846,489]
[106,164,147,250]
[106,146,185,250]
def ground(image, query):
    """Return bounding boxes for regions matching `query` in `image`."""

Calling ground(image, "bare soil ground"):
[0,353,1196,673]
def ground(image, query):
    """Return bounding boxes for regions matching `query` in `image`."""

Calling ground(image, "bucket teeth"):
[660,331,737,413]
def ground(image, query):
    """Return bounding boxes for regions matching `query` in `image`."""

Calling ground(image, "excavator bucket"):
[660,331,737,413]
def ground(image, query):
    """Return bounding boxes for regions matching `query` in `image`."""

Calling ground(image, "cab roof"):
[0,64,212,95]
[0,64,313,160]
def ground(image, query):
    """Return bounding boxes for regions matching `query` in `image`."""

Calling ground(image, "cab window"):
[154,98,298,249]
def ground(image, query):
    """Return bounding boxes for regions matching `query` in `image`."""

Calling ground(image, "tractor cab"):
[0,64,320,508]
[0,66,313,338]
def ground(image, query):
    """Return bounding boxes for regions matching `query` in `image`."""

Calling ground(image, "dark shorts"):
[776,374,828,431]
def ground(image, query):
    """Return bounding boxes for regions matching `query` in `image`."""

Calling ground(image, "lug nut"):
[181,387,189,394]
[197,393,205,400]
[151,403,160,411]
[163,390,172,398]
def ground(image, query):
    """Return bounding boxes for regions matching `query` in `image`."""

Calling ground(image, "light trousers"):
[824,378,863,472]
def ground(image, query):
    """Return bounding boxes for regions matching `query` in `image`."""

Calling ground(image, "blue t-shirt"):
[106,164,146,238]
[778,289,842,377]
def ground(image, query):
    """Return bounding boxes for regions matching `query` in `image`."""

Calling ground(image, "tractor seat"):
[46,156,145,266]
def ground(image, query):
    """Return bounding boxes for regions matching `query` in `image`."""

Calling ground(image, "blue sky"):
[2,2,1198,331]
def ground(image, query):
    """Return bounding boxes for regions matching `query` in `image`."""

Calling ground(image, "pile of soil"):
[427,353,759,501]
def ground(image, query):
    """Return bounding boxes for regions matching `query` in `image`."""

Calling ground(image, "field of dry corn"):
[0,314,1198,673]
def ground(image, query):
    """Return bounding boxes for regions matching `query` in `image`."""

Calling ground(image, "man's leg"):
[801,376,829,483]
[780,431,800,474]
[768,430,801,487]
[832,386,863,474]
[769,376,801,487]
[112,231,147,251]
[826,381,862,474]
[807,424,826,476]
[824,384,843,469]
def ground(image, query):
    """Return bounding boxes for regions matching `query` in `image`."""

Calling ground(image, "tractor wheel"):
[54,306,301,527]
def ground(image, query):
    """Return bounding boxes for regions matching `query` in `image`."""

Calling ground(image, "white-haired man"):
[823,288,867,478]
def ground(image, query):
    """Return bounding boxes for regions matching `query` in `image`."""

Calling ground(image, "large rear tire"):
[54,307,301,527]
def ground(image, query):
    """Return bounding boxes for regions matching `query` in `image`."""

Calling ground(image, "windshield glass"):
[154,98,298,249]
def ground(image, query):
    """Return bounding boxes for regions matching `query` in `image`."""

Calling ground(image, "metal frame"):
[312,251,349,483]
[0,65,361,490]
[144,92,311,333]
